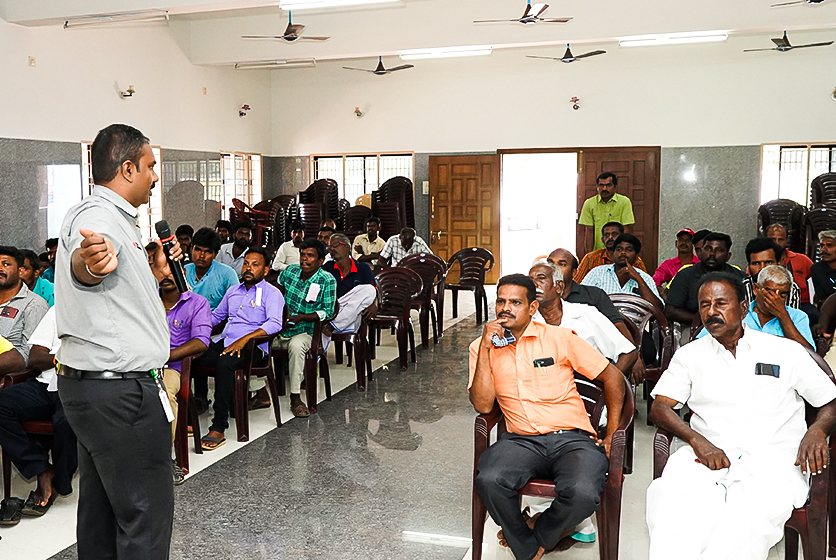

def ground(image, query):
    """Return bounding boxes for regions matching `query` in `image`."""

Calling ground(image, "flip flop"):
[200,434,226,451]
[0,497,24,526]
[22,490,57,517]
[291,400,310,418]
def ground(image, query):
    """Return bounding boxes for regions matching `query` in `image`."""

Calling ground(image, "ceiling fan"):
[343,56,414,75]
[771,0,827,7]
[474,1,571,25]
[241,11,329,42]
[527,44,606,63]
[743,31,833,52]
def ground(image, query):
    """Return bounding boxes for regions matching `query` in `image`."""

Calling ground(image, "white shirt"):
[271,240,300,272]
[352,233,386,267]
[28,307,60,392]
[652,327,836,463]
[533,301,635,362]
[216,242,246,278]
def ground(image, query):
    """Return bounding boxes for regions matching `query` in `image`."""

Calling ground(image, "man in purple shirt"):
[157,260,212,483]
[194,247,284,450]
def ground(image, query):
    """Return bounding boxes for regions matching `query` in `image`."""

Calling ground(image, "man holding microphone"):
[55,124,181,559]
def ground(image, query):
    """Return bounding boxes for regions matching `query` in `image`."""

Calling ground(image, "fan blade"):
[771,0,805,5]
[386,64,414,72]
[743,47,780,52]
[538,18,573,23]
[298,36,330,41]
[772,36,791,48]
[241,35,285,39]
[526,55,560,60]
[522,3,533,18]
[473,18,520,23]
[343,67,376,73]
[287,23,304,34]
[574,50,607,59]
[531,3,549,17]
[790,41,834,49]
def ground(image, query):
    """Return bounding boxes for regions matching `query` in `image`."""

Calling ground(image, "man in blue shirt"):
[19,249,54,307]
[698,265,813,350]
[184,227,239,310]
[193,247,284,450]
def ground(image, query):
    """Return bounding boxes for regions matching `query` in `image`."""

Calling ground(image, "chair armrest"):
[653,428,674,480]
[605,376,636,478]
[178,356,193,400]
[474,401,503,477]
[0,368,41,389]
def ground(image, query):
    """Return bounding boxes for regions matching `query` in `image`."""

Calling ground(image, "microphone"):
[154,220,189,293]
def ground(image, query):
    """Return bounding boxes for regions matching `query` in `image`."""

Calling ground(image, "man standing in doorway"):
[55,124,180,559]
[578,172,634,254]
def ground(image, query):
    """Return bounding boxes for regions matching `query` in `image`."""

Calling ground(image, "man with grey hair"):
[811,230,836,304]
[698,264,813,349]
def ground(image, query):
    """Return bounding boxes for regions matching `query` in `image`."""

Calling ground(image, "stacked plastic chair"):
[804,173,836,260]
[757,199,805,253]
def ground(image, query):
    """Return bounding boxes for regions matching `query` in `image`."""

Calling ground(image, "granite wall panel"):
[160,148,222,232]
[263,156,310,200]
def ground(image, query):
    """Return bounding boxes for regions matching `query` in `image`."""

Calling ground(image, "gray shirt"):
[216,242,246,278]
[0,282,48,365]
[55,186,169,372]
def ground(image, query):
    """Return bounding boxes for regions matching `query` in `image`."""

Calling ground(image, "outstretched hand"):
[79,228,118,276]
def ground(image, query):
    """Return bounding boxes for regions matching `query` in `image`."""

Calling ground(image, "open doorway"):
[500,152,579,276]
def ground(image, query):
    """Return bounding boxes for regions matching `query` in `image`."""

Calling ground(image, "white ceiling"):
[4,0,836,66]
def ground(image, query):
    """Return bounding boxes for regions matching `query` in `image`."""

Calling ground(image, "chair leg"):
[320,355,332,401]
[419,305,430,349]
[474,289,482,324]
[2,450,11,500]
[430,304,438,344]
[304,352,319,414]
[354,335,367,392]
[174,394,189,473]
[451,288,459,318]
[368,326,377,360]
[436,291,445,334]
[472,490,487,560]
[396,320,409,370]
[264,369,282,428]
[234,370,250,442]
[346,342,353,367]
[482,288,489,323]
[408,322,416,363]
[785,526,799,560]
[273,354,287,396]
[335,341,344,365]
[830,465,836,557]
[189,393,203,455]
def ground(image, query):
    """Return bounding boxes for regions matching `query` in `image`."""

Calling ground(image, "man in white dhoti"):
[647,272,836,560]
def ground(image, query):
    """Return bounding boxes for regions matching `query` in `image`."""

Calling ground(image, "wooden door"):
[429,155,501,284]
[575,147,661,274]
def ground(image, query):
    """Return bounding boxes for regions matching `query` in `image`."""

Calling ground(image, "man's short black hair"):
[290,220,305,232]
[215,220,232,231]
[39,252,49,263]
[234,220,254,233]
[90,124,149,186]
[366,216,381,226]
[703,232,732,251]
[745,237,784,264]
[691,229,711,246]
[0,246,24,267]
[44,238,58,250]
[597,172,618,186]
[175,224,194,238]
[245,246,271,266]
[602,221,625,235]
[497,274,537,305]
[613,233,642,254]
[144,241,158,254]
[19,249,39,269]
[699,272,746,304]
[318,226,335,234]
[191,227,221,253]
[299,239,327,260]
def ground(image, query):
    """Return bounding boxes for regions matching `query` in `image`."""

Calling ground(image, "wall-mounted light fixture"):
[120,85,135,98]
[64,10,169,29]
[570,96,580,110]
[354,107,364,117]
[239,104,252,117]
[234,59,317,70]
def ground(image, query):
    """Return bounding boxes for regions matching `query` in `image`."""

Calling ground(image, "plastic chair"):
[804,207,836,261]
[472,374,635,560]
[445,247,495,325]
[758,198,806,254]
[810,173,836,209]
[399,253,447,347]
[173,356,202,474]
[368,267,423,370]
[320,302,374,392]
[271,314,333,414]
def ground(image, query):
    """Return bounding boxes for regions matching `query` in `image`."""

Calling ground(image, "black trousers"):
[475,430,609,560]
[192,340,245,434]
[0,379,77,495]
[58,375,173,560]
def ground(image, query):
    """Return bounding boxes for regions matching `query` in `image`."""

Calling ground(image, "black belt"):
[58,365,160,380]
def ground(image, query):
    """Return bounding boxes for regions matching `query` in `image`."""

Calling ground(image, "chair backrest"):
[297,202,324,241]
[446,247,495,286]
[804,207,836,260]
[337,198,351,230]
[609,293,674,375]
[376,176,415,229]
[758,198,806,253]
[398,253,447,298]
[372,201,403,240]
[375,267,423,318]
[298,179,339,221]
[810,172,836,209]
[344,205,373,235]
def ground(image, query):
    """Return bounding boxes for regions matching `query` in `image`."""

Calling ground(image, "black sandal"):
[0,497,24,526]
[21,490,57,517]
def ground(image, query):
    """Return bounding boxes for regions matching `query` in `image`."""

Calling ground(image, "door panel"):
[575,147,661,274]
[429,155,500,284]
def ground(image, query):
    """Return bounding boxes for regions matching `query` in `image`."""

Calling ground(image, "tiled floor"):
[2,287,794,559]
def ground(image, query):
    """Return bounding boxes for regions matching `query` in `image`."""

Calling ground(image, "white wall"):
[0,18,272,153]
[270,31,836,155]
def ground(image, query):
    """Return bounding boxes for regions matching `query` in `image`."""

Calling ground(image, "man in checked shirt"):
[272,239,336,417]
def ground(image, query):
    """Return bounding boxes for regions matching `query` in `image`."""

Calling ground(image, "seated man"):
[19,249,54,307]
[194,247,284,450]
[0,334,23,373]
[0,307,76,523]
[215,220,232,245]
[647,272,836,559]
[0,246,49,366]
[41,238,57,283]
[271,220,305,272]
[185,227,239,311]
[321,234,377,340]
[216,220,254,279]
[175,224,193,265]
[766,223,813,304]
[810,230,836,305]
[272,239,336,417]
[317,225,335,246]
[697,265,813,350]
[581,233,663,312]
[379,227,432,267]
[665,232,745,330]
[652,228,699,297]
[353,217,386,269]
[742,237,800,308]
[574,222,647,283]
[470,274,625,560]
[156,253,212,483]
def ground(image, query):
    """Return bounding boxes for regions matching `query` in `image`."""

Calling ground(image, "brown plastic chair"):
[472,374,635,560]
[173,356,202,474]
[271,314,333,414]
[445,247,495,325]
[320,301,374,392]
[368,267,423,370]
[399,253,447,347]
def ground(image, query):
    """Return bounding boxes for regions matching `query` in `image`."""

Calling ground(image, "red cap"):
[677,228,695,237]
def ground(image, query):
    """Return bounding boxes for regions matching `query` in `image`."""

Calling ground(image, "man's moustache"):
[498,313,515,319]
[705,317,725,325]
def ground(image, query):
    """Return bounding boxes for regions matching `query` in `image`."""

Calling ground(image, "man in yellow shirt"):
[578,172,634,254]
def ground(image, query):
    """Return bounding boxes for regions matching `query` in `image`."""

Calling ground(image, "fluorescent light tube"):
[400,45,493,60]
[63,10,169,29]
[619,31,728,48]
[234,59,317,69]
[279,0,402,9]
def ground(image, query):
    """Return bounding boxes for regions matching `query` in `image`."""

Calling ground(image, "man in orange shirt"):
[469,274,625,560]
[766,223,813,304]
[574,222,647,283]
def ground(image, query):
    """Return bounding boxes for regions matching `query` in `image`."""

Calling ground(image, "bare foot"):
[497,510,540,548]
[35,467,54,506]
[532,547,546,560]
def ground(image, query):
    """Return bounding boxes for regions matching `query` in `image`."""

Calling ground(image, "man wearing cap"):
[574,222,647,283]
[652,228,700,298]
